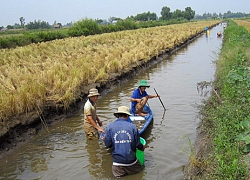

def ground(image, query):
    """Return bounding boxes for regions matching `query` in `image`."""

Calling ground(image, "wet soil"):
[0,31,205,160]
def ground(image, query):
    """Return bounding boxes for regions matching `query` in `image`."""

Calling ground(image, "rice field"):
[234,19,250,32]
[0,20,221,127]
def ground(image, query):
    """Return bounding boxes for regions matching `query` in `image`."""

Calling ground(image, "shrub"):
[115,19,138,30]
[68,18,101,37]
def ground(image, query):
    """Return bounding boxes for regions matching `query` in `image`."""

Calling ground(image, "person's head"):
[88,88,100,103]
[114,106,132,119]
[138,79,150,92]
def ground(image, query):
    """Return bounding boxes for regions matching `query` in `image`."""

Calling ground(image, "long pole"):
[154,88,166,110]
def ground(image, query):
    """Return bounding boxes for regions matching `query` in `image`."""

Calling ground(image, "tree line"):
[1,6,195,30]
[2,18,68,30]
[195,10,250,20]
[1,6,249,31]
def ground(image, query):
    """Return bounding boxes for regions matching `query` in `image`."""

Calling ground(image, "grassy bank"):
[185,20,250,179]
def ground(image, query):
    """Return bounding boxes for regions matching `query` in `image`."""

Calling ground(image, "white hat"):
[114,106,132,117]
[87,88,100,97]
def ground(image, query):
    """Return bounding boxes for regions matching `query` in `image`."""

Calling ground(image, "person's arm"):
[136,142,145,151]
[87,115,105,133]
[130,97,141,103]
[96,115,102,126]
[148,94,160,99]
[103,128,112,148]
[135,129,145,151]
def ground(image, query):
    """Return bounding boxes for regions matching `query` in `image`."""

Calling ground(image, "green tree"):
[171,9,183,19]
[108,16,118,24]
[68,18,101,36]
[26,20,51,29]
[183,7,195,21]
[135,13,147,21]
[219,13,223,18]
[130,11,157,21]
[96,19,104,24]
[7,25,14,29]
[202,12,212,19]
[146,12,157,21]
[13,23,21,29]
[19,17,25,28]
[161,6,171,20]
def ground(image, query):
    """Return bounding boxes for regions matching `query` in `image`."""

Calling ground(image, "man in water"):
[103,106,145,178]
[130,79,159,116]
[83,88,105,140]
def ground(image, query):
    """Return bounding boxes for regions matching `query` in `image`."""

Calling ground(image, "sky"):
[0,0,250,27]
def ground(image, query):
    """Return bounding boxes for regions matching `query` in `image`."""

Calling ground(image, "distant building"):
[53,23,62,29]
[1,27,8,31]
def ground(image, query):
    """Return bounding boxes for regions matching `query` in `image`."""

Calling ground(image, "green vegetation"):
[195,11,250,20]
[0,5,196,49]
[0,18,189,49]
[68,18,101,36]
[193,20,250,179]
[127,6,195,21]
[0,28,68,49]
[3,6,248,50]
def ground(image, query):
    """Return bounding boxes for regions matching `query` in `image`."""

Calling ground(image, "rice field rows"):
[234,19,250,33]
[0,20,220,126]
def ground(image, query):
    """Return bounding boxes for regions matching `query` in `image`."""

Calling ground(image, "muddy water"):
[0,24,224,180]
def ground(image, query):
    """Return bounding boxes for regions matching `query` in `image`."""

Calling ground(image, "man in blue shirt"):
[103,106,145,178]
[130,79,159,116]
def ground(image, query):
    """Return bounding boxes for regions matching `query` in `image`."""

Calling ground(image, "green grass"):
[196,20,250,179]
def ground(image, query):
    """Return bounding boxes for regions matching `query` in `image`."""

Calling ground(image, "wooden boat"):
[129,105,153,135]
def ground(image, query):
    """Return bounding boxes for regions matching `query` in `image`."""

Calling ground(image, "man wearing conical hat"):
[83,88,105,140]
[103,106,146,178]
[130,80,159,116]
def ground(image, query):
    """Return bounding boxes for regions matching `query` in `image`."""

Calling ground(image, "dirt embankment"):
[0,31,205,159]
[182,119,213,179]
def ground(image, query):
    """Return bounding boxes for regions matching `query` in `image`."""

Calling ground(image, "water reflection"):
[85,139,112,178]
[205,29,210,41]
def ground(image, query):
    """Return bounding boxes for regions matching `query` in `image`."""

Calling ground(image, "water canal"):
[0,24,224,180]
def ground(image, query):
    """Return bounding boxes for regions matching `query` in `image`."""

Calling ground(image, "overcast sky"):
[1,0,250,27]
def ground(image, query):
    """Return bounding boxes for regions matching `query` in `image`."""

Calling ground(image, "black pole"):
[154,88,166,110]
